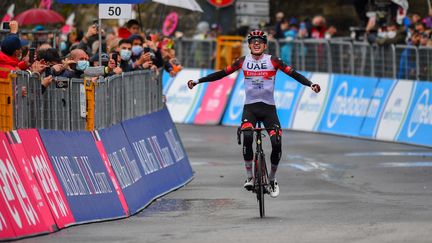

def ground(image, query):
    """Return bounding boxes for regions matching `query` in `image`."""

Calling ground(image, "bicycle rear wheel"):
[256,154,265,218]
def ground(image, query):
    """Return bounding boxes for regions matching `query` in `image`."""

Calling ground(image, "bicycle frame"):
[237,122,280,218]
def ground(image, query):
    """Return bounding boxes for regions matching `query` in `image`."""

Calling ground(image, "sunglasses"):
[249,37,266,44]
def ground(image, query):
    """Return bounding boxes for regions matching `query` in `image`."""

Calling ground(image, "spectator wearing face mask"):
[376,22,406,46]
[117,39,134,72]
[59,49,115,78]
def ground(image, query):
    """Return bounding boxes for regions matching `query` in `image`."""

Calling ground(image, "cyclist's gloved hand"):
[187,80,198,89]
[311,83,321,93]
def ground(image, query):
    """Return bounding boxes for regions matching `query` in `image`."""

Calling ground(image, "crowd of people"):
[0,19,183,93]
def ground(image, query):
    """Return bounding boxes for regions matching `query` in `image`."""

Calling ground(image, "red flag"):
[1,4,15,23]
[39,0,52,10]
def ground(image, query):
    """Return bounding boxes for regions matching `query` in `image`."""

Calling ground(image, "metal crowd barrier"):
[174,38,216,69]
[174,37,432,81]
[94,70,162,130]
[9,70,162,131]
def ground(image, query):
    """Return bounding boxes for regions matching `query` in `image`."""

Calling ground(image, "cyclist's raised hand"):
[311,83,321,93]
[187,80,197,89]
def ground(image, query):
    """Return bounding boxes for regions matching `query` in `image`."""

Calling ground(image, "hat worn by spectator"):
[1,35,22,56]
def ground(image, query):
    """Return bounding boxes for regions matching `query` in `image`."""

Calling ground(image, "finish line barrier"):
[0,107,193,240]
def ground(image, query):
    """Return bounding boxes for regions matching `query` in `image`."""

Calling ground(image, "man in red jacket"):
[0,35,26,78]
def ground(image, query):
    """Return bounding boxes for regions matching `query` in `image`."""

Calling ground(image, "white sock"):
[245,160,253,178]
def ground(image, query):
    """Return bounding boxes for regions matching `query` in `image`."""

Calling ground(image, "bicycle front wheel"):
[256,154,265,218]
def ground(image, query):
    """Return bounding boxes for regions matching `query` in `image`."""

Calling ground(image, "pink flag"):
[39,0,52,10]
[1,4,15,23]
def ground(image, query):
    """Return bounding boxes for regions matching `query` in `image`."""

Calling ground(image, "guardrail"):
[174,37,432,81]
[4,70,163,131]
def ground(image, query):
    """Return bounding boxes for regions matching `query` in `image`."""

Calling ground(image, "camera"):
[2,22,10,30]
[54,77,68,89]
[29,48,36,64]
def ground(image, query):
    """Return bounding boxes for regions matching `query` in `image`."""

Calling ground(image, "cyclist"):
[187,29,321,198]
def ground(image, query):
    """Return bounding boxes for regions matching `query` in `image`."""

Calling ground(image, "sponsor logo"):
[0,141,39,229]
[327,82,371,128]
[407,89,432,138]
[31,138,70,219]
[131,129,183,175]
[383,98,404,121]
[107,148,141,189]
[51,155,113,196]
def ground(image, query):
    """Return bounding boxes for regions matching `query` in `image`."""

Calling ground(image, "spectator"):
[280,19,298,65]
[77,23,99,55]
[311,15,327,39]
[397,31,420,79]
[0,35,26,78]
[376,22,406,45]
[59,49,114,78]
[415,22,426,34]
[126,19,141,35]
[117,39,133,72]
[273,11,285,39]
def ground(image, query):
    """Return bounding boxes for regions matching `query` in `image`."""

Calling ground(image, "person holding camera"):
[58,49,116,78]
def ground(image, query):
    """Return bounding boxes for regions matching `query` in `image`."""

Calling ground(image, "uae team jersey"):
[197,54,313,105]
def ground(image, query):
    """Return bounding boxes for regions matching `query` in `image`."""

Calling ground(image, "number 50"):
[108,6,121,16]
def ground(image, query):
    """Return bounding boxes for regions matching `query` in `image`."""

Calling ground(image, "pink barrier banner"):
[0,201,16,240]
[0,133,51,238]
[91,131,129,215]
[18,129,75,229]
[6,131,57,232]
[193,74,236,125]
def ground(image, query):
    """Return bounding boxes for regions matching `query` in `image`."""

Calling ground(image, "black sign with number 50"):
[108,6,121,16]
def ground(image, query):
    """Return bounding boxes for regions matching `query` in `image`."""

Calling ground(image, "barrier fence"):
[174,37,432,82]
[2,70,162,132]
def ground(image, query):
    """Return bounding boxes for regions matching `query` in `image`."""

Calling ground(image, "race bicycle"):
[237,122,281,218]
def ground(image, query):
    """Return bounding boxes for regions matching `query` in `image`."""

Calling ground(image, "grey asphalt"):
[22,124,432,243]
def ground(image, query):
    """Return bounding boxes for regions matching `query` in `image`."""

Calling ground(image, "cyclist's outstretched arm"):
[188,56,245,89]
[271,56,321,93]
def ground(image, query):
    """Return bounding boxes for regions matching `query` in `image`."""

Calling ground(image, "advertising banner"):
[0,133,51,238]
[317,74,378,136]
[97,123,149,214]
[91,131,129,215]
[274,71,309,129]
[38,130,126,223]
[162,70,177,95]
[6,131,56,233]
[375,80,414,141]
[0,201,16,240]
[121,107,193,207]
[396,82,432,146]
[18,129,75,229]
[165,69,210,123]
[221,71,245,126]
[291,73,331,131]
[358,78,396,138]
[194,71,237,125]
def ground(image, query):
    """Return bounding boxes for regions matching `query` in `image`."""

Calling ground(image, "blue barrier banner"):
[318,74,379,136]
[97,123,152,214]
[274,71,309,129]
[38,130,126,223]
[396,82,432,146]
[359,78,396,138]
[121,107,193,208]
[221,71,245,126]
